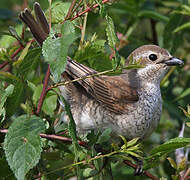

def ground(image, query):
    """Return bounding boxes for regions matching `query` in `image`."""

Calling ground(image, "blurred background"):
[0,0,190,179]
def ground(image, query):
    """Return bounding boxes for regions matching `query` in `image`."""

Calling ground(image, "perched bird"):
[20,3,183,141]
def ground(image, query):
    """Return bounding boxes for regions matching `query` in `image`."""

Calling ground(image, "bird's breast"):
[116,82,162,140]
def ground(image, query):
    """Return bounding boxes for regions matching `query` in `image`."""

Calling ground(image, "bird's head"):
[127,45,183,83]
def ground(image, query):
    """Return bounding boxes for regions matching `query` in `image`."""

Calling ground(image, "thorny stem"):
[70,0,110,21]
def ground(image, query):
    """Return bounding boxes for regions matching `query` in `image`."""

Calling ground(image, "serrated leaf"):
[5,82,24,117]
[151,137,190,155]
[167,157,177,169]
[0,84,14,122]
[4,115,45,180]
[48,2,71,23]
[97,128,112,144]
[42,23,77,82]
[74,39,112,72]
[105,15,118,49]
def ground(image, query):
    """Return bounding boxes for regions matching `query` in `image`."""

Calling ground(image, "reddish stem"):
[70,0,110,21]
[36,65,51,115]
[0,129,87,148]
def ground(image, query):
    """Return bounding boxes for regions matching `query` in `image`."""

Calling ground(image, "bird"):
[19,2,183,141]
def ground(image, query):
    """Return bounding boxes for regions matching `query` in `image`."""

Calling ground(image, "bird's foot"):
[134,159,144,176]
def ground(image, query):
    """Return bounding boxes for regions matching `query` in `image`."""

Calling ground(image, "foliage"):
[0,0,190,179]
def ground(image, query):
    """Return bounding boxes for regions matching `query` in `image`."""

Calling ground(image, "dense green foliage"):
[0,0,190,179]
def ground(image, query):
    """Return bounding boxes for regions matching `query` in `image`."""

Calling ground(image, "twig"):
[48,64,142,91]
[123,160,159,180]
[64,0,78,21]
[0,129,87,147]
[70,0,110,21]
[36,65,50,115]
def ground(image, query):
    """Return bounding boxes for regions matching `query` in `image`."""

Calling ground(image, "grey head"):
[126,45,183,84]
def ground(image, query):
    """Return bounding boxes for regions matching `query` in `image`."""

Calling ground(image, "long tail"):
[19,2,49,46]
[19,3,97,88]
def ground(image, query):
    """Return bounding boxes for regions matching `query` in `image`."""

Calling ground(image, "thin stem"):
[36,65,50,115]
[79,1,88,50]
[70,0,110,21]
[48,64,143,91]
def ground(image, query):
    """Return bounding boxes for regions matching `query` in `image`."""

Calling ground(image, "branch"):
[0,129,87,148]
[36,65,51,115]
[48,64,143,91]
[70,0,110,21]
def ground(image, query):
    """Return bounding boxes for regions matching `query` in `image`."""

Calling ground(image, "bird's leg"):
[128,155,144,176]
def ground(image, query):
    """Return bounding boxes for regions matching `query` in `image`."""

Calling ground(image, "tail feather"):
[19,5,48,46]
[19,3,97,93]
[34,2,49,34]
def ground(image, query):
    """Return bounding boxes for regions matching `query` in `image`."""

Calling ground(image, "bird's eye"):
[149,54,157,61]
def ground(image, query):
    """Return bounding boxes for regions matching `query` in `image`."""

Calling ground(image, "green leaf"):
[105,15,118,49]
[4,115,45,180]
[163,14,183,50]
[138,10,169,23]
[97,128,112,144]
[167,157,177,169]
[173,22,190,33]
[0,84,14,122]
[59,95,81,161]
[42,22,77,82]
[151,137,190,155]
[48,2,71,23]
[5,82,24,117]
[174,88,190,101]
[83,168,97,178]
[18,48,41,80]
[0,71,20,84]
[126,137,139,148]
[32,84,57,116]
[74,39,112,72]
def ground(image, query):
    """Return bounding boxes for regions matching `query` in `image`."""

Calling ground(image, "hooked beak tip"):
[164,57,184,66]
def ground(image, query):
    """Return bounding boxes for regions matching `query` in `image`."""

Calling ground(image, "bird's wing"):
[91,76,138,114]
[66,58,139,114]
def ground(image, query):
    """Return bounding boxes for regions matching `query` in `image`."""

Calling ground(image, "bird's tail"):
[19,3,96,87]
[19,2,49,46]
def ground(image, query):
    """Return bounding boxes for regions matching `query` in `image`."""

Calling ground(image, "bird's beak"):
[164,57,184,66]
